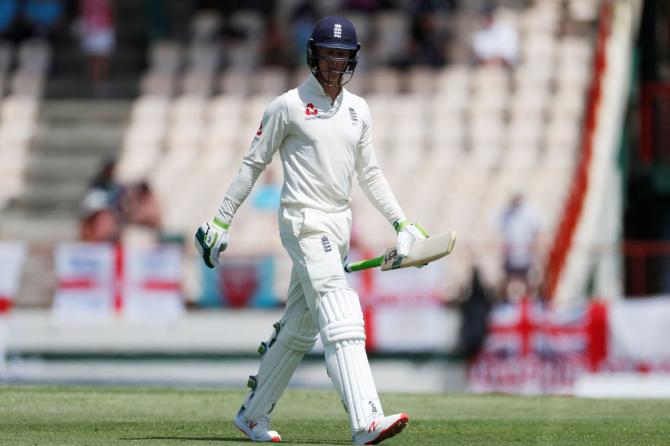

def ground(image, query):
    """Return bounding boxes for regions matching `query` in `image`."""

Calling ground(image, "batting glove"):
[394,220,429,258]
[194,217,230,268]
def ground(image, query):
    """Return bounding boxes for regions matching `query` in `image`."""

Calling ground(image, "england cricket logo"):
[334,24,342,38]
[321,235,332,253]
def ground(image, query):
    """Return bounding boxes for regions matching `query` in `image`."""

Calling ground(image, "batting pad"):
[241,310,318,421]
[318,288,383,432]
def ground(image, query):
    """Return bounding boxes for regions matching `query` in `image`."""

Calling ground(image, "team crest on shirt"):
[255,122,263,137]
[321,235,332,252]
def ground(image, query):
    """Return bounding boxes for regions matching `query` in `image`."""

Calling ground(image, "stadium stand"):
[0,0,600,305]
[112,0,598,301]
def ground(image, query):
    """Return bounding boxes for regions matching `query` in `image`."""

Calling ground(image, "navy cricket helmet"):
[306,16,361,87]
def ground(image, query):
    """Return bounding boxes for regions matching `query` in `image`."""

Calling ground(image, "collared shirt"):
[218,74,405,227]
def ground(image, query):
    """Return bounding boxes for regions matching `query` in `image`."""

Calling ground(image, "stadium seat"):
[170,95,207,123]
[568,0,600,22]
[226,42,261,73]
[371,11,409,65]
[427,113,465,153]
[254,68,289,96]
[519,3,561,34]
[472,65,510,92]
[219,70,253,96]
[180,70,215,97]
[1,95,38,122]
[190,10,222,43]
[513,62,554,92]
[406,67,437,96]
[470,88,509,115]
[558,36,593,66]
[469,114,505,147]
[17,39,51,74]
[521,32,556,64]
[148,40,182,74]
[10,71,44,97]
[347,12,371,45]
[544,115,581,155]
[436,65,470,93]
[509,87,549,116]
[130,96,170,122]
[187,43,221,74]
[140,72,176,97]
[367,68,402,95]
[344,69,366,95]
[506,115,543,148]
[549,87,586,120]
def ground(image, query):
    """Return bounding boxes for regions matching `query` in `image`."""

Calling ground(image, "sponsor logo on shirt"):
[305,103,318,116]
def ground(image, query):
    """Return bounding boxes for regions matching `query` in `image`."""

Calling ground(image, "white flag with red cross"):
[0,242,27,316]
[0,241,26,370]
[53,243,183,321]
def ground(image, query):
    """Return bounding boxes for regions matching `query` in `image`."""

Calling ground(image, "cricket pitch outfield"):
[1,386,670,445]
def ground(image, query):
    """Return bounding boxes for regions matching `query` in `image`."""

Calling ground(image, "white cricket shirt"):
[218,74,406,227]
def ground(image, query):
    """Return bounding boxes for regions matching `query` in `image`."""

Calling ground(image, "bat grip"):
[344,255,384,273]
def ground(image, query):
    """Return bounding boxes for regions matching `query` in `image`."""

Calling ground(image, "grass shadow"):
[121,436,350,445]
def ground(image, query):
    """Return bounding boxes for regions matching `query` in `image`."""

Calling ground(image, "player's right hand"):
[194,217,230,268]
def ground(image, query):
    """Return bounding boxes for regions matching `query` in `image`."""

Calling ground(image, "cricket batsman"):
[195,16,427,444]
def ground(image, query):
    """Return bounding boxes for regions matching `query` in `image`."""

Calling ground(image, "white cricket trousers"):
[239,205,384,434]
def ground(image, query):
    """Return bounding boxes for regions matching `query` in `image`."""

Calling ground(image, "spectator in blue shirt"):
[23,0,64,40]
[0,0,20,40]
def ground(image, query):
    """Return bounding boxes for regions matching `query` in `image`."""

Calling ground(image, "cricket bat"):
[344,231,456,273]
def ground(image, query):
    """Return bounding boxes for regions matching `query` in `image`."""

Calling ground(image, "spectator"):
[143,0,168,42]
[408,3,450,68]
[122,180,161,230]
[261,18,289,68]
[79,188,121,242]
[497,193,542,300]
[0,0,21,42]
[87,160,162,244]
[344,0,381,13]
[23,0,64,41]
[471,6,519,68]
[457,267,492,358]
[120,180,162,248]
[89,158,124,213]
[289,1,318,66]
[77,0,115,93]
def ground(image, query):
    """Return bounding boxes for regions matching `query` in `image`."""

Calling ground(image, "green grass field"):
[1,386,670,445]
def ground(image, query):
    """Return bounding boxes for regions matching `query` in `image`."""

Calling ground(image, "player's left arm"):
[354,101,428,257]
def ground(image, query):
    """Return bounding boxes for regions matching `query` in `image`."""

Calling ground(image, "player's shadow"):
[121,436,350,444]
[121,437,241,442]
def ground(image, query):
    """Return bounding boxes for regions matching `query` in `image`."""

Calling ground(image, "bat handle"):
[344,255,384,273]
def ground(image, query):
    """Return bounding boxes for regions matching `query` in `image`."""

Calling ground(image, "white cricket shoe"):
[234,413,281,443]
[352,413,409,445]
